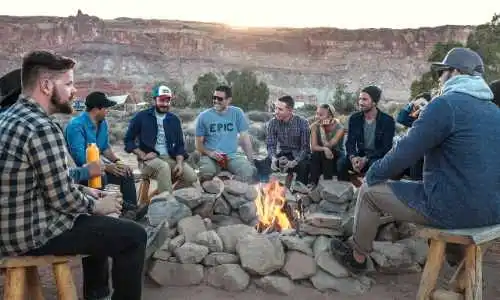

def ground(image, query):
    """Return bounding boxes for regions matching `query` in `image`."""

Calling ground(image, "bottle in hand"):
[86,143,102,189]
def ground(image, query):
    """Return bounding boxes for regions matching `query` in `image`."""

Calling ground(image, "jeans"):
[309,150,344,185]
[25,215,147,300]
[104,171,138,211]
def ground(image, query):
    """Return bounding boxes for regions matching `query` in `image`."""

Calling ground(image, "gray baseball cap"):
[431,47,485,76]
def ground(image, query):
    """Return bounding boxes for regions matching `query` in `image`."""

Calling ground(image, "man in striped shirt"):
[0,50,146,300]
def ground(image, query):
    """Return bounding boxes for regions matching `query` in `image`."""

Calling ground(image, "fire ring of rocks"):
[146,173,429,296]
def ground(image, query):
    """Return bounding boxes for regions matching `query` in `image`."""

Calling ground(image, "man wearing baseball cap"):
[66,91,140,219]
[330,47,500,276]
[124,84,198,193]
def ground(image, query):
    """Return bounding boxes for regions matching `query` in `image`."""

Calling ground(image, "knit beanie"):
[361,85,382,103]
[490,80,500,108]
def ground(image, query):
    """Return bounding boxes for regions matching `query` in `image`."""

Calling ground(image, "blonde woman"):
[309,104,345,185]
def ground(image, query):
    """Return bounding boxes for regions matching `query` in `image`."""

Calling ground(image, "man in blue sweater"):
[330,48,500,274]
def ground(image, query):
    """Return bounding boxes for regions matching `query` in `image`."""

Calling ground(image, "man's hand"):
[172,162,184,178]
[208,151,225,162]
[270,156,279,172]
[83,161,104,177]
[116,161,133,176]
[141,152,158,161]
[105,163,127,177]
[323,147,334,160]
[93,194,122,215]
[82,186,107,198]
[351,156,361,173]
[354,157,368,173]
[285,160,298,170]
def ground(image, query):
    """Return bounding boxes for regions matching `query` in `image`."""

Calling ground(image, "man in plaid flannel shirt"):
[0,51,146,300]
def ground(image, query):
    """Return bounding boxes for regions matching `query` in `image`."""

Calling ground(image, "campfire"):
[254,178,302,233]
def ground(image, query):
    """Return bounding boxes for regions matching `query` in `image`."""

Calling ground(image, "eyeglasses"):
[212,95,225,101]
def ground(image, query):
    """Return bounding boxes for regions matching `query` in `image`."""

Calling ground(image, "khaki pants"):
[140,155,197,193]
[352,183,430,254]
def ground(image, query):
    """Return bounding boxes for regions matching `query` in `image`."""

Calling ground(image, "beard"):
[50,89,74,115]
[155,104,169,114]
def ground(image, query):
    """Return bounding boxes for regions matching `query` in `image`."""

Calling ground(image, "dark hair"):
[21,50,76,90]
[490,80,500,108]
[215,85,232,98]
[414,92,432,102]
[278,95,295,109]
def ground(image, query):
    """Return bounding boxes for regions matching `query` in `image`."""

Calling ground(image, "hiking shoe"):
[329,237,367,275]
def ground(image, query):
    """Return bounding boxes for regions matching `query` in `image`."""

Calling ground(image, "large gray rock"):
[147,192,192,227]
[216,224,257,253]
[177,215,207,242]
[205,264,250,292]
[236,234,285,275]
[148,261,204,286]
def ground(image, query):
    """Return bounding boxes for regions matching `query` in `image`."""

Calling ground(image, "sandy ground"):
[1,248,500,299]
[2,146,500,299]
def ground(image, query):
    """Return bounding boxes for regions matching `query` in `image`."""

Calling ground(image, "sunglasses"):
[212,95,225,101]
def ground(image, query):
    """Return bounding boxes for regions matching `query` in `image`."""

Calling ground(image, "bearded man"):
[0,50,146,300]
[124,85,197,193]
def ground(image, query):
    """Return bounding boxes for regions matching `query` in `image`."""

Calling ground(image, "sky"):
[0,0,497,29]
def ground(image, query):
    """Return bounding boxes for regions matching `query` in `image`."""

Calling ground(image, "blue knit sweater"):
[366,75,500,229]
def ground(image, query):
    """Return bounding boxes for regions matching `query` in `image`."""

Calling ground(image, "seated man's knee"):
[231,159,255,181]
[123,220,148,246]
[198,156,217,179]
[182,163,198,184]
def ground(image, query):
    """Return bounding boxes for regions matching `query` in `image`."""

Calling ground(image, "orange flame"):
[254,179,292,231]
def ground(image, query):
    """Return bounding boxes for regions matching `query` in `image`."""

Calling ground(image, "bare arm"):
[103,148,120,163]
[326,125,345,149]
[310,124,326,152]
[195,136,212,156]
[239,131,254,161]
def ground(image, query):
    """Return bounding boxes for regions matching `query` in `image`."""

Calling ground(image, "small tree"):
[225,69,270,111]
[192,72,221,108]
[410,42,464,98]
[332,83,358,115]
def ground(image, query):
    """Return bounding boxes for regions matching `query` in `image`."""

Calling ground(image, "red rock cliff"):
[0,12,474,102]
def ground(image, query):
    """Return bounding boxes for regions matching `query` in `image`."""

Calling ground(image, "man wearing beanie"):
[337,85,395,182]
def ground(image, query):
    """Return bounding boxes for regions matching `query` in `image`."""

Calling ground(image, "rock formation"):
[0,11,474,102]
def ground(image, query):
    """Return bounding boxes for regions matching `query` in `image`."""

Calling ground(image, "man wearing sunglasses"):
[195,85,255,181]
[124,85,198,193]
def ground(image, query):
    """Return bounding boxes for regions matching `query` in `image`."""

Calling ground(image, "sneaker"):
[329,237,367,275]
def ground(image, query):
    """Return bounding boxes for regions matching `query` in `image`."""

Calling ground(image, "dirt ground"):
[1,243,499,299]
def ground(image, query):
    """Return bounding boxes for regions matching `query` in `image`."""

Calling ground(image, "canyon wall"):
[0,11,474,103]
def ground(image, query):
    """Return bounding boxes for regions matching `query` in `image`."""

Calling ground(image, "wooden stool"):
[1,255,79,300]
[416,224,500,300]
[137,177,158,206]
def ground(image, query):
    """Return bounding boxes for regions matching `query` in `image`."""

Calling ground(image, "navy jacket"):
[124,108,188,159]
[345,110,395,160]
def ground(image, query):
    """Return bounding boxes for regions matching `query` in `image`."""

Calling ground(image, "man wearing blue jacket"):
[330,48,500,274]
[124,85,197,193]
[65,92,139,218]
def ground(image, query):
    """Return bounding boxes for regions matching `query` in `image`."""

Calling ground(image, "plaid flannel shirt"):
[266,115,311,161]
[0,97,95,257]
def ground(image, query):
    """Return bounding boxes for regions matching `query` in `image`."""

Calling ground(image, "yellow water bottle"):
[86,143,102,188]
